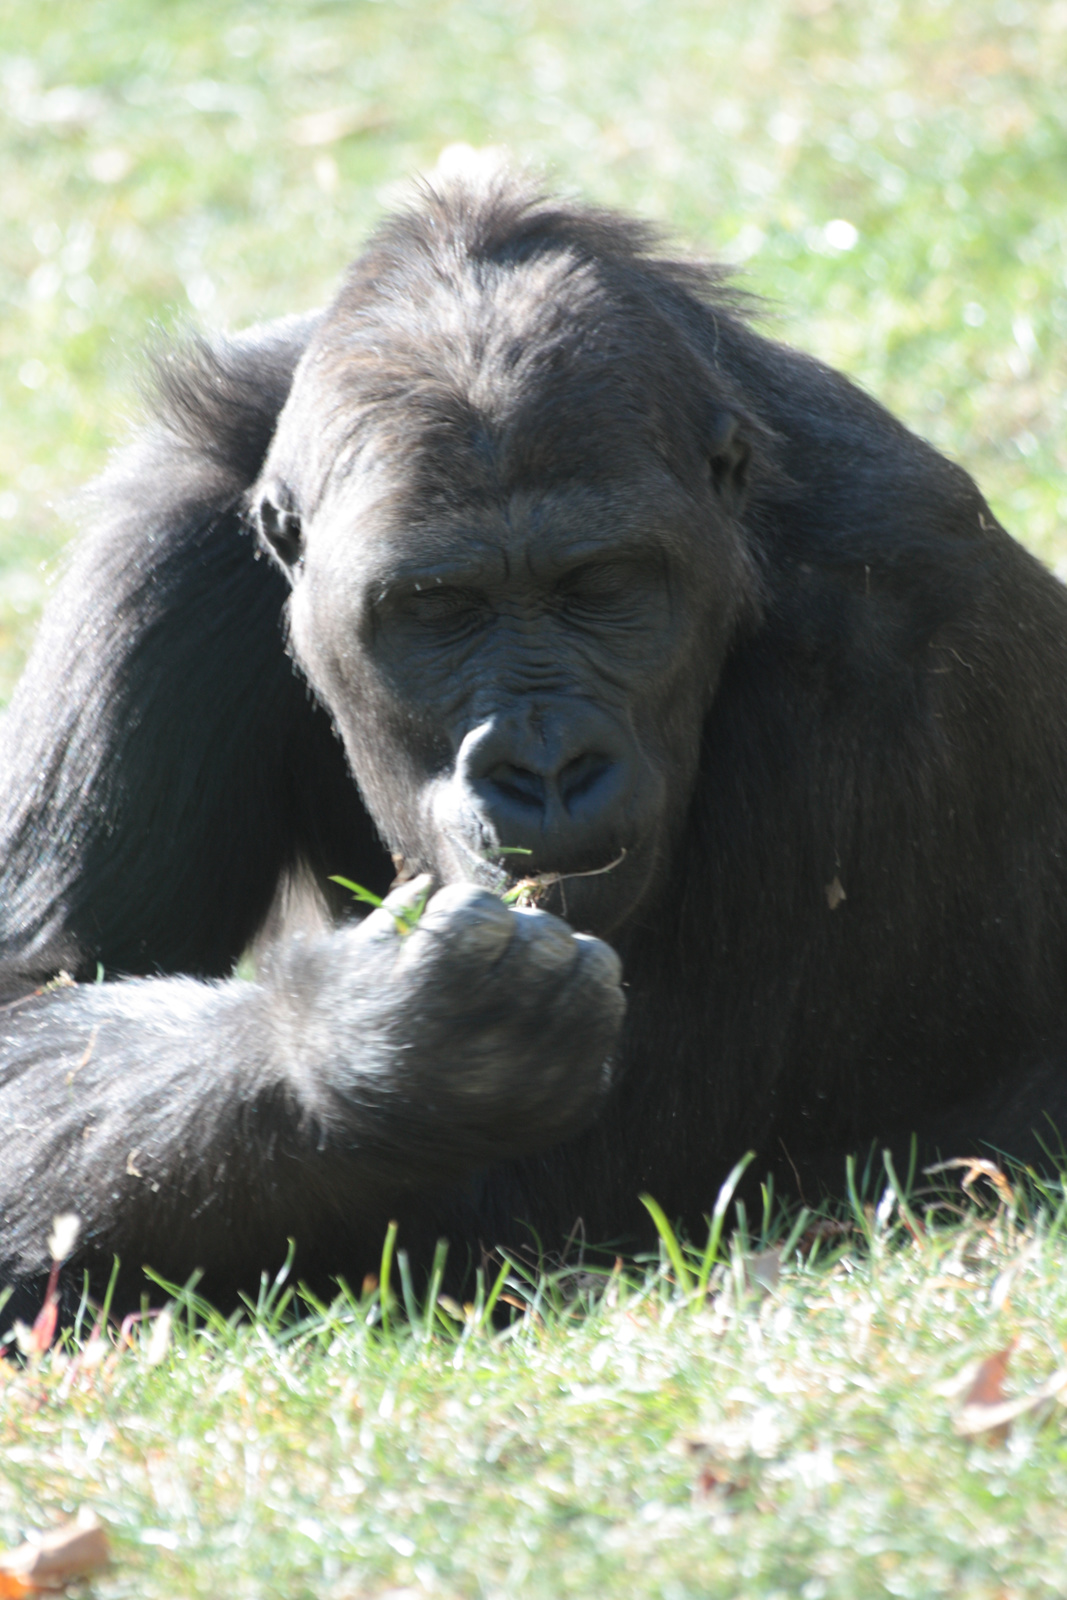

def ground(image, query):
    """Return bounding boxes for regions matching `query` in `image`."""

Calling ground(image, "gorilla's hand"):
[279,877,624,1166]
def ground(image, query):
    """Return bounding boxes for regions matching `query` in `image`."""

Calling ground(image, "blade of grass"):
[696,1151,756,1294]
[378,1219,399,1338]
[397,1248,419,1329]
[640,1194,694,1297]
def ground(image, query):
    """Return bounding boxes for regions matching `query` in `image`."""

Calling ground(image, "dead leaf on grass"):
[924,1157,1016,1208]
[0,1509,110,1593]
[964,1341,1016,1408]
[680,1437,751,1498]
[951,1340,1067,1440]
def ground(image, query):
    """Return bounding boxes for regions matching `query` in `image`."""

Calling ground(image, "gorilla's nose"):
[458,711,632,863]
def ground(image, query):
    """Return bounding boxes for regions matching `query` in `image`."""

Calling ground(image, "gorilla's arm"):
[0,315,390,989]
[0,883,623,1301]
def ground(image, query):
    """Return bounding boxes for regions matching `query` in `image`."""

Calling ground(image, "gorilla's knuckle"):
[572,932,624,991]
[354,905,404,947]
[509,906,580,974]
[404,885,515,965]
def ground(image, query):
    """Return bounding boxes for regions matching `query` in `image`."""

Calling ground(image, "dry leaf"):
[956,1365,1067,1440]
[951,1340,1067,1440]
[695,1463,750,1497]
[924,1157,1016,1207]
[682,1437,751,1498]
[0,1509,110,1592]
[0,1573,34,1597]
[964,1342,1016,1408]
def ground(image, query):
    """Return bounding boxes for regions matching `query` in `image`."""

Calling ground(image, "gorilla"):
[3,167,1067,1318]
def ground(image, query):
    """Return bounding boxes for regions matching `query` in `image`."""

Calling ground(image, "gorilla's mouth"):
[443,833,634,924]
[497,847,629,909]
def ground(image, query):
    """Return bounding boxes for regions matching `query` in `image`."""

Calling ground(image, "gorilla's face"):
[255,280,755,936]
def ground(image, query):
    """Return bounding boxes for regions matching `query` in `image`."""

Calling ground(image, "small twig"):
[778,1137,807,1205]
[505,848,628,910]
[0,988,43,1014]
[0,971,75,1013]
[66,1025,99,1086]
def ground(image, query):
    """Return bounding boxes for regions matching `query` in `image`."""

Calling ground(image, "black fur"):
[4,168,1067,1318]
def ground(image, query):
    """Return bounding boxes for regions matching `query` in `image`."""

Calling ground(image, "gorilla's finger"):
[399,883,516,967]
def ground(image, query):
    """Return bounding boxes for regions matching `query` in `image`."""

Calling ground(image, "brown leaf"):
[0,1510,110,1592]
[924,1157,1016,1208]
[964,1342,1015,1408]
[951,1340,1067,1441]
[695,1463,749,1497]
[956,1365,1067,1440]
[683,1438,751,1498]
[0,1576,35,1597]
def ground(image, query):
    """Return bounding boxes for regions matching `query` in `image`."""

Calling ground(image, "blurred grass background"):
[1,0,1065,702]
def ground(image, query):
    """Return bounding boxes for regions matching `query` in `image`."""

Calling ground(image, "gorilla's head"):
[254,171,762,935]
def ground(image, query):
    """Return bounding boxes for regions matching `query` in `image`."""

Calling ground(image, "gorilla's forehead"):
[315,465,700,584]
[300,250,714,509]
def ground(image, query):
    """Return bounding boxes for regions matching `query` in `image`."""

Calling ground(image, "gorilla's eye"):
[554,561,643,619]
[401,583,486,631]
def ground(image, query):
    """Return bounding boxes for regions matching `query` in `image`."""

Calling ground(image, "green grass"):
[3,1,1067,1593]
[5,1183,1067,1599]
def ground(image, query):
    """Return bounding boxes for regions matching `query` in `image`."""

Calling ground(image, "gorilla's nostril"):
[487,763,546,810]
[559,752,612,810]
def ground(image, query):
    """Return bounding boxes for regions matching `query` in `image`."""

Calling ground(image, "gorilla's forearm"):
[0,973,349,1291]
[0,886,623,1296]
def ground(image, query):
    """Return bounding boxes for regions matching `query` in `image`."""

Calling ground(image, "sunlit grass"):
[5,1177,1067,1598]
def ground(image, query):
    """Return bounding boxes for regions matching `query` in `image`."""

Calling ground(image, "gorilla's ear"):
[254,483,304,575]
[707,411,751,513]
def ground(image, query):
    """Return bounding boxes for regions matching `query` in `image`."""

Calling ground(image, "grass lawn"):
[5,1187,1067,1599]
[2,1,1067,1594]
